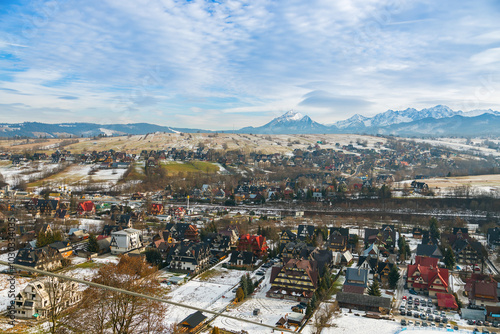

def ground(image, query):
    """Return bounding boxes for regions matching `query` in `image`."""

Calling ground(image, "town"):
[0,133,499,334]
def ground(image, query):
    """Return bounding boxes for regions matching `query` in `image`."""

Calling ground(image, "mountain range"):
[1,105,500,138]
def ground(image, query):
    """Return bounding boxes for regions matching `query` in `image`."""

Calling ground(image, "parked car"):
[402,295,407,300]
[401,319,407,326]
[400,310,406,316]
[420,313,426,320]
[409,289,418,295]
[407,310,412,316]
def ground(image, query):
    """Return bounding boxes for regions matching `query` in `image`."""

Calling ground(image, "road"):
[394,267,406,310]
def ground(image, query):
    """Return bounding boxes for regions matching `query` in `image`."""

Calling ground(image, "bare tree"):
[45,276,82,334]
[62,255,170,334]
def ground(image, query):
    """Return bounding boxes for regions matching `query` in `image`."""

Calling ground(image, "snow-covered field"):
[411,137,500,157]
[78,218,104,232]
[302,308,400,334]
[0,161,60,185]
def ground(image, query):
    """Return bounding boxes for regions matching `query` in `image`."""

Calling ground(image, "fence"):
[395,327,476,334]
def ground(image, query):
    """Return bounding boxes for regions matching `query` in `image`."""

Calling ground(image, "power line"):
[1,261,296,333]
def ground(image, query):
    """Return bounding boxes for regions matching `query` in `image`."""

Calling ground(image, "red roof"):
[437,293,458,310]
[77,201,95,213]
[415,256,438,267]
[407,256,449,292]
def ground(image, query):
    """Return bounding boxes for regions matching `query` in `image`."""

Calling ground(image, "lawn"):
[162,161,219,174]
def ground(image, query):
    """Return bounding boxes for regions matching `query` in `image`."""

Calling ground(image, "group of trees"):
[36,230,63,248]
[306,268,334,316]
[57,255,174,334]
[236,274,256,302]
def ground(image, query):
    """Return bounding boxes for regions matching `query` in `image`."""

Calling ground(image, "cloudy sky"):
[1,0,500,129]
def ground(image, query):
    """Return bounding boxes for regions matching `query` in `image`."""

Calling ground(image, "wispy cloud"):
[0,0,499,129]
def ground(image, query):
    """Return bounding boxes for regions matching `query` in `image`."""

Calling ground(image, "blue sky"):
[1,0,499,129]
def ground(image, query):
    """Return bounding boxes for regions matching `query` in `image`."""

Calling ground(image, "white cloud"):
[0,0,499,128]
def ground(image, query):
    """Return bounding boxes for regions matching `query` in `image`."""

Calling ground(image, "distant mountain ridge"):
[1,105,500,137]
[0,122,213,138]
[237,110,329,134]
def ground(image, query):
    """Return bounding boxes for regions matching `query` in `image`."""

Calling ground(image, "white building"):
[110,228,143,254]
[15,277,81,319]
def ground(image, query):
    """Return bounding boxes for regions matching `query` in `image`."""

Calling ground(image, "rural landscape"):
[0,123,500,333]
[2,0,500,333]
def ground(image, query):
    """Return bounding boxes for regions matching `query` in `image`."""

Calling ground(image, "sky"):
[0,0,500,130]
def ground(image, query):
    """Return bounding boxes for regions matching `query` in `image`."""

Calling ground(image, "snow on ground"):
[401,233,420,252]
[0,251,18,272]
[62,267,98,282]
[70,257,88,265]
[0,274,32,311]
[162,278,235,327]
[78,218,104,232]
[92,255,120,264]
[0,161,60,185]
[302,308,400,334]
[209,265,298,334]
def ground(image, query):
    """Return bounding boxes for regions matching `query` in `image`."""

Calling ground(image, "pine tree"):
[36,231,47,248]
[429,217,440,240]
[87,234,99,253]
[444,247,456,269]
[368,279,382,297]
[388,265,400,289]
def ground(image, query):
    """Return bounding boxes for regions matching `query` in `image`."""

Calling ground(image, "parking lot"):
[396,294,499,333]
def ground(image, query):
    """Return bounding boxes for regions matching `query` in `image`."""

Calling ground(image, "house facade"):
[167,241,210,273]
[407,256,450,297]
[268,259,319,302]
[110,228,142,254]
[14,246,63,271]
[237,234,268,257]
[14,278,82,319]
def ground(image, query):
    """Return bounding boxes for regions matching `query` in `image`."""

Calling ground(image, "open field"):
[162,161,220,174]
[0,133,388,155]
[397,174,500,196]
[26,164,127,189]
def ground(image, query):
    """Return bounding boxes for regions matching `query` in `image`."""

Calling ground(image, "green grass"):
[75,261,100,269]
[161,161,219,174]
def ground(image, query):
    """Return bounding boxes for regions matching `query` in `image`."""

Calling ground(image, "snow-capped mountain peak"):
[277,110,303,122]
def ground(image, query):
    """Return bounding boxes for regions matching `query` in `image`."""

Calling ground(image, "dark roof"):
[14,246,63,268]
[345,267,368,287]
[329,227,349,237]
[49,241,70,251]
[229,251,255,265]
[297,225,315,240]
[179,311,207,328]
[310,249,332,276]
[336,291,391,309]
[281,229,297,239]
[416,244,443,259]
